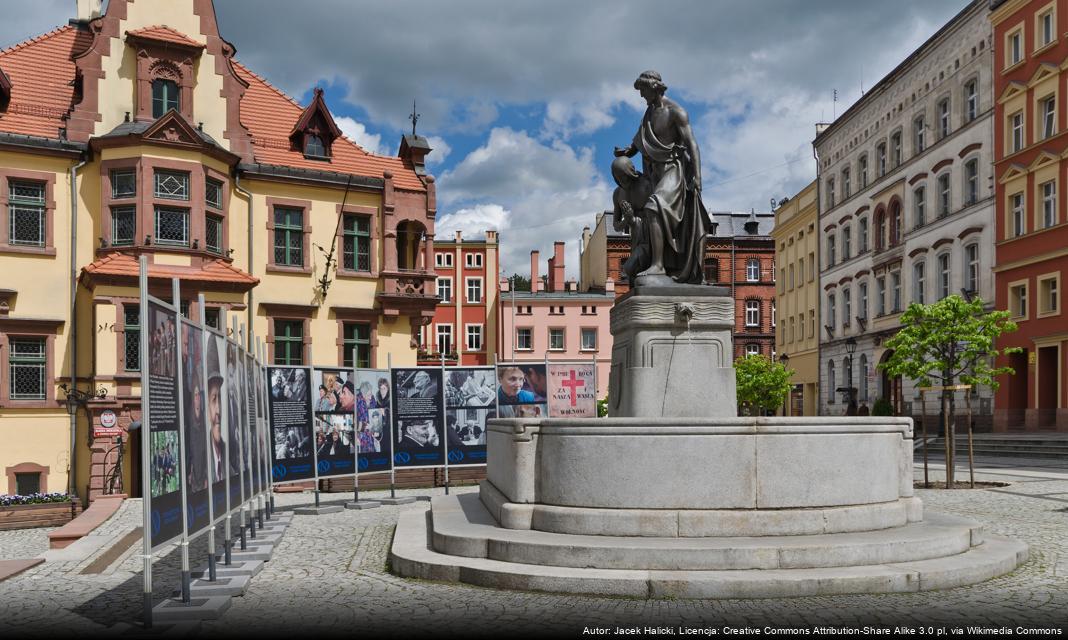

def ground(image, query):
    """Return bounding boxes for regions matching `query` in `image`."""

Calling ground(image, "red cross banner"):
[547,363,597,418]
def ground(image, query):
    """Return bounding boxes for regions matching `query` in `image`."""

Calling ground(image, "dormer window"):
[290,87,342,161]
[152,79,179,118]
[304,134,327,158]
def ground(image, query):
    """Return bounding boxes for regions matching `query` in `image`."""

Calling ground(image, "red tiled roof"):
[0,26,90,139]
[82,252,259,287]
[125,25,204,49]
[233,63,425,192]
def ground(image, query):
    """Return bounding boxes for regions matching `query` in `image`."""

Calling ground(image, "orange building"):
[991,0,1068,430]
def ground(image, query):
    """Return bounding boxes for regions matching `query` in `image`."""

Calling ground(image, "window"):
[204,308,220,330]
[205,179,222,210]
[108,206,135,247]
[465,252,483,268]
[772,302,776,327]
[435,252,453,268]
[273,320,304,365]
[842,288,851,328]
[859,354,869,402]
[965,79,978,123]
[890,203,902,246]
[937,173,951,217]
[1038,274,1060,315]
[14,472,41,496]
[342,215,371,271]
[858,218,868,253]
[858,155,868,188]
[913,115,925,154]
[890,131,902,167]
[913,261,926,304]
[938,99,950,138]
[466,325,483,351]
[1010,282,1028,319]
[1012,192,1025,237]
[466,277,483,303]
[745,344,761,357]
[876,277,886,316]
[436,325,453,354]
[273,207,303,266]
[151,79,179,118]
[304,134,327,158]
[859,282,868,321]
[876,212,886,251]
[205,214,222,254]
[891,271,901,312]
[153,170,189,200]
[746,258,760,282]
[9,337,46,400]
[842,168,851,199]
[827,178,835,208]
[8,181,45,247]
[827,294,836,330]
[913,186,926,228]
[809,309,815,339]
[516,328,532,350]
[788,264,795,289]
[964,159,979,206]
[436,277,452,303]
[342,322,370,368]
[123,304,140,372]
[581,328,597,351]
[938,253,951,299]
[1040,8,1055,46]
[1009,29,1022,66]
[704,258,719,283]
[827,360,836,404]
[549,328,565,351]
[965,244,979,295]
[1011,111,1024,152]
[876,143,886,177]
[110,170,136,199]
[842,226,851,260]
[154,206,188,246]
[746,300,761,327]
[826,235,836,267]
[1042,180,1057,228]
[1041,95,1056,139]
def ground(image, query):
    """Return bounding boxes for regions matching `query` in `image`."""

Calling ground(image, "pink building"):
[497,241,613,398]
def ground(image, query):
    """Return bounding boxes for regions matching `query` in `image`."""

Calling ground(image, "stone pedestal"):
[609,286,735,418]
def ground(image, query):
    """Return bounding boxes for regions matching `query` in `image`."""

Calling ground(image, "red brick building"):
[418,230,500,366]
[581,210,777,360]
[991,0,1068,430]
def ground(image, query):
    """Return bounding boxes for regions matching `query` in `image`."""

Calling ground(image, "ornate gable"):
[143,109,203,146]
[289,88,343,159]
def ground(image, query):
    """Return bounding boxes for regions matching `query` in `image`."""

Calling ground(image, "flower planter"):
[0,501,81,531]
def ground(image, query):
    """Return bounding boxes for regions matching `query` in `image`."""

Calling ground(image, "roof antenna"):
[409,99,420,137]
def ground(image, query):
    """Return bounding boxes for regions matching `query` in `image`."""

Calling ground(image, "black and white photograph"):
[180,320,211,535]
[266,366,316,483]
[445,368,496,407]
[205,332,228,519]
[444,366,496,466]
[226,341,245,506]
[395,368,440,401]
[145,301,183,549]
[397,419,440,449]
[392,368,445,468]
[446,408,489,446]
[273,425,311,460]
[271,367,310,405]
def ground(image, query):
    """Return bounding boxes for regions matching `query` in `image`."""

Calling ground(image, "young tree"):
[735,354,793,416]
[509,273,531,292]
[878,295,1020,487]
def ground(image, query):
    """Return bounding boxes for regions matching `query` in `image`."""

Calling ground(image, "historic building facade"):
[0,0,439,499]
[990,0,1068,431]
[773,181,820,416]
[419,230,499,367]
[814,1,995,422]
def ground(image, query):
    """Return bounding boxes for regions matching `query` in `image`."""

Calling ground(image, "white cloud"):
[436,203,508,241]
[336,116,385,155]
[425,136,452,166]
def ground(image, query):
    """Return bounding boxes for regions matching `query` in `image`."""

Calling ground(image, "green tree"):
[509,273,531,292]
[735,354,793,416]
[878,295,1020,487]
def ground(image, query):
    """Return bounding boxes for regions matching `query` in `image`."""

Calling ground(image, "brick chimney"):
[530,250,542,292]
[398,134,432,176]
[549,241,566,292]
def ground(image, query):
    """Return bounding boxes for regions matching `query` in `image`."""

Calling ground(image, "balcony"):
[377,268,439,319]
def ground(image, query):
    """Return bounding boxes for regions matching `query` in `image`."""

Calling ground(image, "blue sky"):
[0,0,966,276]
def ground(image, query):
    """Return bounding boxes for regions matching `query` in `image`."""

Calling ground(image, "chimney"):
[530,250,541,292]
[581,226,591,254]
[454,230,462,243]
[500,277,510,293]
[551,241,566,292]
[76,0,102,21]
[398,134,432,176]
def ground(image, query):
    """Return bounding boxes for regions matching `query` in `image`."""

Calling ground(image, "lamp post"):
[845,336,857,415]
[778,352,790,416]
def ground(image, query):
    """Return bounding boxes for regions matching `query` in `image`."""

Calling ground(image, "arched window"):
[151,79,179,118]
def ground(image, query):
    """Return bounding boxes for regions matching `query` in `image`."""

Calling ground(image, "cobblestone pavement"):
[0,467,1066,638]
[0,526,54,560]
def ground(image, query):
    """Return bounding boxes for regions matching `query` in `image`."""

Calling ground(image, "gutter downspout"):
[69,156,87,499]
[813,142,822,417]
[233,174,253,349]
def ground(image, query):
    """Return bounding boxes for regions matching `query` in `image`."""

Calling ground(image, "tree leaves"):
[735,354,793,415]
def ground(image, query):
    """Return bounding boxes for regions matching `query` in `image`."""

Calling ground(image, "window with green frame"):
[152,79,179,118]
[124,304,140,371]
[342,322,370,368]
[273,207,303,267]
[9,337,46,400]
[342,214,371,271]
[274,319,303,365]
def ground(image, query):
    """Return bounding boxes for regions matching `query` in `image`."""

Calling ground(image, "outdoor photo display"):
[444,367,496,466]
[205,331,229,521]
[495,363,548,418]
[311,368,357,479]
[547,363,598,418]
[146,300,183,549]
[267,366,315,483]
[225,341,246,506]
[180,319,211,536]
[353,368,392,474]
[391,368,445,468]
[255,359,269,494]
[246,352,263,494]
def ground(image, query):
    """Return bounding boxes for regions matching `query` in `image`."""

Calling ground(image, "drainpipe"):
[233,174,253,349]
[69,156,87,499]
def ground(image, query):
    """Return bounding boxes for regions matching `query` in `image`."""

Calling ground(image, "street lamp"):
[778,353,790,416]
[845,337,858,413]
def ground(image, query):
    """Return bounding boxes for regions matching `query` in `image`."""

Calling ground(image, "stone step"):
[392,507,1029,599]
[429,494,978,571]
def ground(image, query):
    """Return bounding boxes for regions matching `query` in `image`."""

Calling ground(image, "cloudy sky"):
[1,0,965,277]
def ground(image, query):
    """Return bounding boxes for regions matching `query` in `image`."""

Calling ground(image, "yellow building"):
[0,0,438,501]
[773,180,819,415]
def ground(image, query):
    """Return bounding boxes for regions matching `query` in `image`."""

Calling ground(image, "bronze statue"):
[612,70,712,285]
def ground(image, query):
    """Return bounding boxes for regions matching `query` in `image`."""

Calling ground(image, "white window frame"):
[1011,111,1024,152]
[937,253,951,300]
[965,79,978,123]
[465,323,483,352]
[938,98,951,138]
[913,114,925,154]
[914,185,926,228]
[465,277,483,304]
[965,243,979,295]
[859,281,868,321]
[436,324,453,354]
[1012,192,1025,237]
[746,344,760,357]
[842,226,851,260]
[1042,95,1056,139]
[1009,280,1029,320]
[937,173,951,217]
[876,277,886,316]
[858,218,868,253]
[827,294,836,330]
[516,327,532,351]
[964,158,979,206]
[745,300,761,327]
[580,327,597,351]
[891,271,901,313]
[842,288,850,328]
[548,327,565,351]
[1042,180,1057,229]
[746,259,760,282]
[1037,272,1060,317]
[913,261,926,304]
[435,252,454,268]
[464,252,484,268]
[437,276,452,303]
